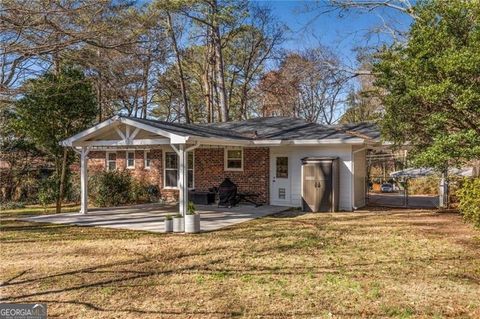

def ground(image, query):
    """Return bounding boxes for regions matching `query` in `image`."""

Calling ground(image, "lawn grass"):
[0,208,479,318]
[1,203,80,219]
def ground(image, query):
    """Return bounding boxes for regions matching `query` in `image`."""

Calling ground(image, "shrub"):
[130,179,148,203]
[90,170,132,207]
[457,178,480,228]
[89,171,160,207]
[65,172,81,203]
[37,176,58,211]
[146,185,160,202]
[0,201,26,210]
[407,176,439,195]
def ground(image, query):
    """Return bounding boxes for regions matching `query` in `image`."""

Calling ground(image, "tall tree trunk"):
[209,0,228,122]
[202,71,213,122]
[212,23,228,122]
[96,76,103,122]
[240,84,248,120]
[202,29,214,123]
[53,49,67,214]
[96,49,103,122]
[56,148,68,214]
[141,59,150,119]
[167,12,190,123]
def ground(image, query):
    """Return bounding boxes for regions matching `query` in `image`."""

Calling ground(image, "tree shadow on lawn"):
[0,244,227,289]
[26,298,340,318]
[2,210,479,317]
[0,221,148,243]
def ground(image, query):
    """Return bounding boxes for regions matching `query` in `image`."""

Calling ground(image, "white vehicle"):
[381,183,394,193]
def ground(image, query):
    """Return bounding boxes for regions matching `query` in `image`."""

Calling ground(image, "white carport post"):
[79,146,90,214]
[173,142,200,216]
[178,144,188,216]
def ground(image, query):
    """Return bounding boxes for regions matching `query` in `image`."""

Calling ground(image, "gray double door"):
[302,161,334,212]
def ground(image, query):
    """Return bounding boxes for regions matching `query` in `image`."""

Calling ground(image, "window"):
[276,157,288,178]
[164,152,178,188]
[144,150,151,169]
[187,151,194,189]
[164,151,194,188]
[126,151,135,169]
[106,152,117,171]
[225,148,243,171]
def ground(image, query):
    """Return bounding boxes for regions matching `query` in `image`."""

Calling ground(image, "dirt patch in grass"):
[1,209,479,318]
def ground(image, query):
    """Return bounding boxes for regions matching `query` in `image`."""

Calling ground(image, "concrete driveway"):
[21,203,288,233]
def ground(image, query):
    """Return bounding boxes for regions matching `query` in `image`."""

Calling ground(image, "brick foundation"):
[86,147,270,204]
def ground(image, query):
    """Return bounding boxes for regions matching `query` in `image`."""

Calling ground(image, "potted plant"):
[164,214,173,233]
[172,213,184,233]
[185,201,200,233]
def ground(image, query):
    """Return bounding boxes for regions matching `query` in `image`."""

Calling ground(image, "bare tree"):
[225,4,285,120]
[0,1,138,102]
[165,11,190,123]
[258,47,349,124]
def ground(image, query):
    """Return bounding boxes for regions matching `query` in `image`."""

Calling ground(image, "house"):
[61,116,380,215]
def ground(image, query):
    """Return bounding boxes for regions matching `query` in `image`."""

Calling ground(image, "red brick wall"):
[87,149,163,188]
[194,147,270,204]
[86,147,270,204]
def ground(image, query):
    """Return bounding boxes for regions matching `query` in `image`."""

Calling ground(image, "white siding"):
[270,145,353,211]
[353,147,367,208]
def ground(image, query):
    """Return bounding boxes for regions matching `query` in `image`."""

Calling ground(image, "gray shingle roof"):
[127,117,250,140]
[126,116,380,142]
[206,117,380,141]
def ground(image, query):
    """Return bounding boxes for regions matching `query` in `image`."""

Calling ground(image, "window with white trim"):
[187,151,194,188]
[144,150,151,169]
[106,152,117,171]
[225,148,243,171]
[164,151,194,188]
[126,151,135,169]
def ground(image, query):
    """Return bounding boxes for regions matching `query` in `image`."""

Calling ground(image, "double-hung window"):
[144,150,151,169]
[225,148,243,171]
[126,151,135,169]
[164,152,178,188]
[164,151,194,188]
[106,152,117,171]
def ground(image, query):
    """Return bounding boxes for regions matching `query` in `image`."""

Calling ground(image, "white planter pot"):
[173,217,184,233]
[185,214,200,233]
[164,219,173,232]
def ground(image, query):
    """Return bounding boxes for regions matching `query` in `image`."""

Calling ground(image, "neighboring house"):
[61,116,380,215]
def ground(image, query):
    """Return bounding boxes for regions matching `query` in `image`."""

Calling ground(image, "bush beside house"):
[457,178,480,228]
[89,170,160,207]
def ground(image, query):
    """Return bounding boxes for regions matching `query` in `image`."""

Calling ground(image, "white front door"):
[270,154,291,205]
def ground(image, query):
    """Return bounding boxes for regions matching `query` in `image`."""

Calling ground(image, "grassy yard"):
[1,208,479,318]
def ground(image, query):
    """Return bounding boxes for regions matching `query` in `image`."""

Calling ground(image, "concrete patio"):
[21,203,288,233]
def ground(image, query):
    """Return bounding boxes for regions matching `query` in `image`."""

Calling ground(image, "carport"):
[60,115,254,217]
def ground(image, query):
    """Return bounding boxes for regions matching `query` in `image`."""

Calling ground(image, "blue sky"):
[258,1,413,65]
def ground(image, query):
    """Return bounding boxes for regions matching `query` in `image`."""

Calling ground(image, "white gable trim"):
[61,116,121,146]
[60,116,189,147]
[118,117,187,144]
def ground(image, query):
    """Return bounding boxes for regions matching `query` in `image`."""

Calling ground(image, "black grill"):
[218,178,238,207]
